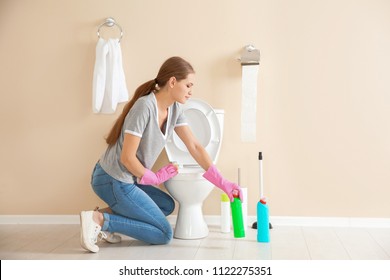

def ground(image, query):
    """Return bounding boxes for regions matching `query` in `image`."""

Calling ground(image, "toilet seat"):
[166,99,221,166]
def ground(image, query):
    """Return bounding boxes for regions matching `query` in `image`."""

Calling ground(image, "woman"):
[80,56,243,253]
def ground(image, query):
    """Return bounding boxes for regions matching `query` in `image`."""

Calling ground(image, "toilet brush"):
[238,168,248,229]
[252,152,272,230]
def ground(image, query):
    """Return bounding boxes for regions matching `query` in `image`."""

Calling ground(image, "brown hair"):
[105,56,195,146]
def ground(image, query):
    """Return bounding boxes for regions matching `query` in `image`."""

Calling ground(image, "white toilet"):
[165,99,224,239]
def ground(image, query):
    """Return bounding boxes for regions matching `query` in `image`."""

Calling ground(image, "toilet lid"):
[166,99,221,166]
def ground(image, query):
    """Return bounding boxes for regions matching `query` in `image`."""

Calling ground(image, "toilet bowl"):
[165,99,224,239]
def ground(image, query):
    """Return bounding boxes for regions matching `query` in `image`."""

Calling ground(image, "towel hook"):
[97,17,123,42]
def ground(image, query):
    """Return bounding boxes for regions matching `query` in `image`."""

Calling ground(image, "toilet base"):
[173,203,209,239]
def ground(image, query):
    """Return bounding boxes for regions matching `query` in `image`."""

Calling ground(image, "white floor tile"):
[269,226,311,259]
[195,233,235,259]
[334,228,389,260]
[368,228,390,258]
[302,227,350,259]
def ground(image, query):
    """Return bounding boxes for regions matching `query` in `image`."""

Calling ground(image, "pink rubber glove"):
[203,165,243,202]
[139,164,178,186]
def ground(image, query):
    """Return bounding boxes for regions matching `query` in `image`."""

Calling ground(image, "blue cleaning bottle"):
[257,198,270,242]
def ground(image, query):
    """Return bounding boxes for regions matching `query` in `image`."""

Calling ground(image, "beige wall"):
[1,0,389,218]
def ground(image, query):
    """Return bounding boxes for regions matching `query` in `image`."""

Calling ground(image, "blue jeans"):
[91,163,174,245]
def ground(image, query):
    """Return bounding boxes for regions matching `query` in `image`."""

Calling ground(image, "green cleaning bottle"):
[230,193,245,238]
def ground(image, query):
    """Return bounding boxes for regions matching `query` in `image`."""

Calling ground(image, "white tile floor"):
[1,223,389,260]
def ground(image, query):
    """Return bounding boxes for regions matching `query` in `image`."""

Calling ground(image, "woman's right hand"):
[203,165,243,202]
[138,163,178,186]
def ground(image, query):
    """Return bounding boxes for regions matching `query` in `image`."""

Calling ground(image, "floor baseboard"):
[1,215,389,228]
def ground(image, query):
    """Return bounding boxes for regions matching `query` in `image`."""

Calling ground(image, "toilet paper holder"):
[238,45,260,66]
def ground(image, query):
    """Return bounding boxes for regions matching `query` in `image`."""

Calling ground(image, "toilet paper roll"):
[241,64,259,142]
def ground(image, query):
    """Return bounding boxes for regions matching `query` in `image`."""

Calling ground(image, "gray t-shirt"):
[99,93,188,183]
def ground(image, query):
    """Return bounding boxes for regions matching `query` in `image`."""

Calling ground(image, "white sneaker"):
[101,232,122,244]
[80,211,104,253]
[93,206,121,244]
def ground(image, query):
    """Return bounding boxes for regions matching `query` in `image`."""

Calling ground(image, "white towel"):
[92,38,128,114]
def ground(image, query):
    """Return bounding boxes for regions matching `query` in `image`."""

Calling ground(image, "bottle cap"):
[221,193,230,202]
[260,198,267,204]
[232,189,239,198]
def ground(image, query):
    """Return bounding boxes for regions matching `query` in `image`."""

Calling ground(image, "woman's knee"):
[159,227,173,245]
[153,222,173,245]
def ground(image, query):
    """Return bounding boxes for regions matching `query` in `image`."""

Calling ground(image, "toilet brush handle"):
[259,152,264,198]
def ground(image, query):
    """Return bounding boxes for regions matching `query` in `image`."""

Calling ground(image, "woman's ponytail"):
[105,79,157,146]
